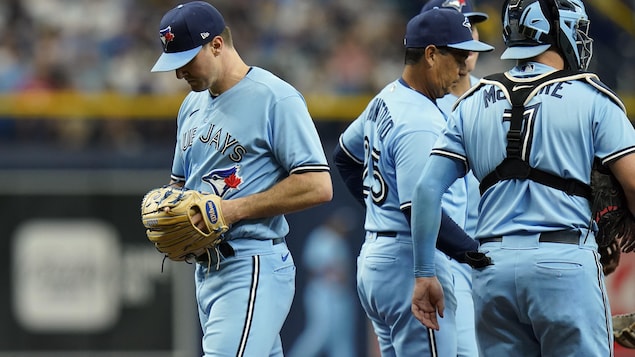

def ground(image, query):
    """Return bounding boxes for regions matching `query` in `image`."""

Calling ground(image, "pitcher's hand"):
[411,276,444,330]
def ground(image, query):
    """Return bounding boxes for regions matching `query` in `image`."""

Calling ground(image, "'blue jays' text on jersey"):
[433,62,635,238]
[338,79,446,234]
[170,67,329,240]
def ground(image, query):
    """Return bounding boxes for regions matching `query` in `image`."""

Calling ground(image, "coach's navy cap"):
[421,0,489,24]
[404,7,494,52]
[151,1,225,72]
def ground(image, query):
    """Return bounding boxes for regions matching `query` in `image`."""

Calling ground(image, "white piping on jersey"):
[289,164,330,174]
[400,201,412,211]
[339,136,364,165]
[430,148,469,173]
[602,146,635,165]
[237,255,260,357]
[593,252,614,352]
[170,174,186,183]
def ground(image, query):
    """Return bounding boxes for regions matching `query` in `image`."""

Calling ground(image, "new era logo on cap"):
[151,1,226,72]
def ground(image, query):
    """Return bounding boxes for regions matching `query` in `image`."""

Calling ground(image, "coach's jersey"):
[436,75,481,235]
[433,62,635,238]
[338,78,446,234]
[170,66,329,240]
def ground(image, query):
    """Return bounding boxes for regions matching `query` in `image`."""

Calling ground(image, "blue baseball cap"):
[404,7,494,52]
[151,1,225,72]
[421,0,489,24]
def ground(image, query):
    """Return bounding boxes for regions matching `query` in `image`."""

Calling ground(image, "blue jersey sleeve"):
[436,212,478,262]
[270,95,330,174]
[333,140,365,207]
[403,206,479,262]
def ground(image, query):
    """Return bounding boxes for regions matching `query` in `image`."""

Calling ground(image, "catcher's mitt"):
[591,166,635,253]
[141,186,229,262]
[613,312,635,349]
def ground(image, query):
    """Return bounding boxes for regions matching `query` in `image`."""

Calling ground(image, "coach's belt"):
[376,231,398,238]
[479,230,580,245]
[196,237,285,263]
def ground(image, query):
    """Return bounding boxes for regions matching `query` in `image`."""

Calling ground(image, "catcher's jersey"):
[338,78,446,234]
[434,62,635,238]
[170,66,329,240]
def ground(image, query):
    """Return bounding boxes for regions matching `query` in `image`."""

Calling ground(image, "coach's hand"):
[411,277,445,330]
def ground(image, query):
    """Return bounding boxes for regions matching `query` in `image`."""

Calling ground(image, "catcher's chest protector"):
[472,70,624,199]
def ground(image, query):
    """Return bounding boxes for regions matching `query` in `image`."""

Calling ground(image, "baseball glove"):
[613,312,635,349]
[141,186,229,262]
[591,167,635,253]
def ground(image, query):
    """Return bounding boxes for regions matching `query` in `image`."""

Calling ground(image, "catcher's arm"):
[610,154,635,216]
[221,171,332,224]
[607,154,635,252]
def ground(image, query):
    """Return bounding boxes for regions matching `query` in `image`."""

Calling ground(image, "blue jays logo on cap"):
[202,166,242,197]
[442,0,467,11]
[159,26,176,51]
[151,1,226,72]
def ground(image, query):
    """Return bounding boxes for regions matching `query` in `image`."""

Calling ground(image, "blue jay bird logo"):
[202,166,243,197]
[159,26,175,51]
[442,0,467,11]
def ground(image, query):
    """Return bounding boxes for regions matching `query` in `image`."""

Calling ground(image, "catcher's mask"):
[501,0,593,71]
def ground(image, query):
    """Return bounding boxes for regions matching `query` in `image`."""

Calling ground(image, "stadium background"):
[0,0,633,356]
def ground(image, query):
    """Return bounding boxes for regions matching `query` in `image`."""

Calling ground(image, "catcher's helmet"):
[501,0,593,70]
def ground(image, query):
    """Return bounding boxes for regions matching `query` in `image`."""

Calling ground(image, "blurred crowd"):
[0,0,421,96]
[1,0,633,95]
[0,0,633,167]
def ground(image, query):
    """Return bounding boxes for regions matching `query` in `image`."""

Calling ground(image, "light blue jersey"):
[171,67,329,241]
[339,79,447,233]
[434,63,635,239]
[171,66,329,357]
[339,78,457,356]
